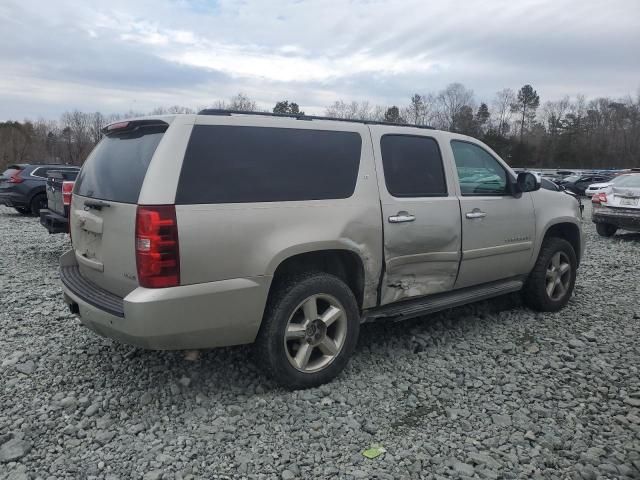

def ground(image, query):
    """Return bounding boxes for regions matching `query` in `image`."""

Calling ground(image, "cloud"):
[0,0,639,120]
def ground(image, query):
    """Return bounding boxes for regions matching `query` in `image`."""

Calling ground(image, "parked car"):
[585,172,639,197]
[39,169,78,234]
[592,174,640,237]
[557,173,613,196]
[541,178,584,215]
[59,112,584,388]
[0,164,80,215]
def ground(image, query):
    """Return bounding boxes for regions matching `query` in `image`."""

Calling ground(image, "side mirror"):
[516,172,541,193]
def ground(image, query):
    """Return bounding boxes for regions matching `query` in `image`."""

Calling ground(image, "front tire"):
[255,272,360,389]
[596,223,617,237]
[523,237,577,312]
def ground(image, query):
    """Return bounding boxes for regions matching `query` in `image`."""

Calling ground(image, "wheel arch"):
[28,186,47,204]
[267,247,369,312]
[539,220,582,266]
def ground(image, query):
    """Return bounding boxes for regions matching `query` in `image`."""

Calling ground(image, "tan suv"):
[60,111,584,388]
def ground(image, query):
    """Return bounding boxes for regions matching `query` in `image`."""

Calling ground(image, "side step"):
[363,277,524,323]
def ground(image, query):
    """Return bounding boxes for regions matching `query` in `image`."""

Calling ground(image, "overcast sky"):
[1,0,639,120]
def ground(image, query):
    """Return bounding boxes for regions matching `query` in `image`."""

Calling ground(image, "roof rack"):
[197,109,435,130]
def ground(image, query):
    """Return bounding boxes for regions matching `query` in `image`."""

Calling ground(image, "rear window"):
[74,126,165,203]
[176,125,362,204]
[2,167,22,179]
[615,175,640,188]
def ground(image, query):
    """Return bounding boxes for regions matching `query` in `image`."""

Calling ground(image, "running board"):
[363,278,524,323]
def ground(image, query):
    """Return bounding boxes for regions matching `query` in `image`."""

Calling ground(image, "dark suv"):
[0,164,80,215]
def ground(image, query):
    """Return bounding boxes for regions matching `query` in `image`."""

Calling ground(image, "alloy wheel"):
[284,294,348,373]
[545,251,572,301]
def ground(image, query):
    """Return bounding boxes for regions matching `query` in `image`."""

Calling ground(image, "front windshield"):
[564,175,580,182]
[614,175,640,188]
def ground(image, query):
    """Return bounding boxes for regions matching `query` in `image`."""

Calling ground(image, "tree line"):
[1,86,638,171]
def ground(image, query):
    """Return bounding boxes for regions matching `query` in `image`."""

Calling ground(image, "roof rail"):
[197,109,435,130]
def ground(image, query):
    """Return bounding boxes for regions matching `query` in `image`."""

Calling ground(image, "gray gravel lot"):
[1,203,639,480]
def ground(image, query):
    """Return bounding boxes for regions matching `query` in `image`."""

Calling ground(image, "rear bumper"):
[39,209,68,234]
[59,250,271,350]
[0,192,26,208]
[592,208,640,231]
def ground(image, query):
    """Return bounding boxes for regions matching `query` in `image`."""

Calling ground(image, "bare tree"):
[228,93,257,111]
[88,112,106,146]
[436,83,475,131]
[492,88,516,136]
[60,110,92,165]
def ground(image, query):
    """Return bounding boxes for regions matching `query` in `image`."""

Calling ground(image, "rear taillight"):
[135,205,180,288]
[8,171,23,183]
[592,192,607,204]
[62,181,74,206]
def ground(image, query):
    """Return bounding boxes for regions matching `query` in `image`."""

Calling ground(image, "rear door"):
[71,120,170,297]
[369,127,462,305]
[449,139,535,288]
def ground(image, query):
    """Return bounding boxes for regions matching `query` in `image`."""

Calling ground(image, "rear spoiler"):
[102,119,169,136]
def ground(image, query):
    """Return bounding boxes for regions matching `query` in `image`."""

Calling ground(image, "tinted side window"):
[176,126,362,204]
[31,168,49,178]
[75,126,165,203]
[380,135,447,197]
[451,141,508,195]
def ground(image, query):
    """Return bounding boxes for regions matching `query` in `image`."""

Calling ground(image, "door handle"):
[389,212,416,223]
[465,210,487,219]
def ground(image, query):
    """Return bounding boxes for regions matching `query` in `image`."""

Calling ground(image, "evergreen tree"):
[273,100,304,115]
[511,85,540,142]
[384,106,404,123]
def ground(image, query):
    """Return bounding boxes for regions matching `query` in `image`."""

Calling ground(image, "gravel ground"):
[1,202,639,480]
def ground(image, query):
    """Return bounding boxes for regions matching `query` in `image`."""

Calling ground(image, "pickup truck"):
[59,112,585,388]
[39,169,78,234]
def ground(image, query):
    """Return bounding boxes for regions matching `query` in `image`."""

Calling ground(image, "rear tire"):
[29,194,47,216]
[596,223,617,237]
[523,237,577,312]
[14,207,30,215]
[255,272,360,389]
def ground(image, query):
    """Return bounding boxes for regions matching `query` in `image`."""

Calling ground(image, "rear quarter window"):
[1,167,22,179]
[74,126,165,203]
[176,125,362,204]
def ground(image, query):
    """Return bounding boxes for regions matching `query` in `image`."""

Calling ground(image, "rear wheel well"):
[543,223,581,265]
[270,250,365,310]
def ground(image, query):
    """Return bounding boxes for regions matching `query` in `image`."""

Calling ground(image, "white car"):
[585,174,635,197]
[592,174,640,237]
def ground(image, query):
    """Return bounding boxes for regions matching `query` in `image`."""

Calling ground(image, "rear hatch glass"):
[1,166,23,185]
[75,124,166,203]
[71,121,167,297]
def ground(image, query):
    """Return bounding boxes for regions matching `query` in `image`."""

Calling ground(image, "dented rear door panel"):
[368,126,462,305]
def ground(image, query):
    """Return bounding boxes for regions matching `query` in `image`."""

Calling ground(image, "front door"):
[449,140,535,289]
[370,127,462,305]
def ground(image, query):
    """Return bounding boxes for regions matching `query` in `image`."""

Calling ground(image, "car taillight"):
[62,181,74,206]
[592,192,607,204]
[135,205,180,288]
[8,171,23,183]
